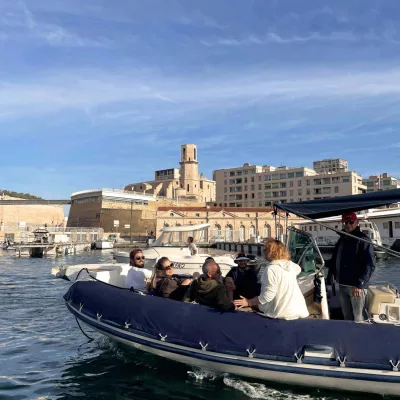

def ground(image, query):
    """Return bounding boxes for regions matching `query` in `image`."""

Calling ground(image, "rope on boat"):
[337,356,347,367]
[74,316,94,341]
[389,360,399,371]
[294,353,303,364]
[159,334,167,342]
[246,348,256,358]
[199,342,208,351]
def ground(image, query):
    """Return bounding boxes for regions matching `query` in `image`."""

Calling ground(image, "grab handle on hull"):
[300,345,337,361]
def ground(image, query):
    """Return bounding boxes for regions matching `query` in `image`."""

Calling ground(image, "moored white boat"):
[113,223,237,276]
[94,238,114,249]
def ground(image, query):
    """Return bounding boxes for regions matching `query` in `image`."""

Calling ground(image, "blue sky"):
[1,0,400,199]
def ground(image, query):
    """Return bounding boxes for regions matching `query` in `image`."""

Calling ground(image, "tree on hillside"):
[0,190,43,200]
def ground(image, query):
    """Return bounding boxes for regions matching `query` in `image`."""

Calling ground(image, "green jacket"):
[183,276,234,311]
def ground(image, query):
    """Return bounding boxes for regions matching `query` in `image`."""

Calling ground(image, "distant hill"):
[0,190,43,200]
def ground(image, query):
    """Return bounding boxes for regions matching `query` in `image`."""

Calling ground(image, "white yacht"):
[63,224,236,278]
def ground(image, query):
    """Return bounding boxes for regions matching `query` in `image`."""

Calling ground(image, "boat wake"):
[223,377,327,400]
[187,369,328,399]
[187,367,221,381]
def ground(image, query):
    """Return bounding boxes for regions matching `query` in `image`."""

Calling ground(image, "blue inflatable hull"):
[64,281,400,396]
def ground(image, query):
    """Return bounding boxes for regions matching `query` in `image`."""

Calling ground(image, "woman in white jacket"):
[234,238,309,320]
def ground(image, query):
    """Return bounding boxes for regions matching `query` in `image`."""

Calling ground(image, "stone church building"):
[124,144,216,203]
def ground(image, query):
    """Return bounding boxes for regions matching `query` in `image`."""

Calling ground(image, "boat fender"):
[199,342,208,351]
[337,356,347,368]
[246,348,256,358]
[124,322,131,329]
[159,334,168,342]
[96,313,102,321]
[389,360,400,372]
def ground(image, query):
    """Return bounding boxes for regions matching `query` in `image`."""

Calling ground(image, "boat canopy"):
[160,223,210,232]
[274,189,400,220]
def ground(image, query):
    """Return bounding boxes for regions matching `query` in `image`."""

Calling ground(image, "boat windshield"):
[287,226,324,276]
[152,228,208,247]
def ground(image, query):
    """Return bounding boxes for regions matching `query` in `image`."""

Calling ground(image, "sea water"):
[0,249,398,400]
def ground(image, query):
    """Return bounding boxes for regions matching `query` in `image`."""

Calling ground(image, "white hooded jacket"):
[258,259,309,320]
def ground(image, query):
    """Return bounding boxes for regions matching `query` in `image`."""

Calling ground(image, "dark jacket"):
[154,277,188,301]
[327,227,375,289]
[225,267,261,300]
[183,277,234,311]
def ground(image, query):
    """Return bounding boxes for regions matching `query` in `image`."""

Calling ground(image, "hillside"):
[0,190,43,200]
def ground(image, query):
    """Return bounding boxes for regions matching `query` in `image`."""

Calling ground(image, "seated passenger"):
[234,239,309,319]
[125,249,152,292]
[152,257,192,300]
[183,260,234,311]
[225,253,261,301]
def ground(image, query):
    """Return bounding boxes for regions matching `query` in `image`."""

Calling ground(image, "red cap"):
[342,212,357,222]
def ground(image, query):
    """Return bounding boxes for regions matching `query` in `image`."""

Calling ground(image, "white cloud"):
[200,31,379,47]
[0,1,112,47]
[2,67,400,118]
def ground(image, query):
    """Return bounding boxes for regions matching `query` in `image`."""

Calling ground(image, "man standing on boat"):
[188,236,198,255]
[327,212,375,322]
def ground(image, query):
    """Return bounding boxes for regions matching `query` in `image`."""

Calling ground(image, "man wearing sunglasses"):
[327,212,375,322]
[125,248,152,292]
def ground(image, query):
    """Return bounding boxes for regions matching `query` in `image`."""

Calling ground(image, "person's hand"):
[352,288,362,298]
[233,296,249,310]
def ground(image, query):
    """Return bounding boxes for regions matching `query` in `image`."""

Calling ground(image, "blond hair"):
[264,238,291,261]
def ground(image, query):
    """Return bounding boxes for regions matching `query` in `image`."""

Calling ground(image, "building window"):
[288,172,295,178]
[195,213,200,217]
[289,181,294,187]
[187,184,190,191]
[334,186,339,193]
[296,172,304,177]
[383,222,389,229]
[280,182,286,188]
[298,180,302,186]
[343,178,350,183]
[264,175,271,181]
[395,222,400,229]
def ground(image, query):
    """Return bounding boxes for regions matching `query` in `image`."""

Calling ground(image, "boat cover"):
[64,281,400,369]
[274,188,400,219]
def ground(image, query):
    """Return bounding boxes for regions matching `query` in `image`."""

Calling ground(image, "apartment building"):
[213,163,366,207]
[363,173,400,192]
[313,158,348,173]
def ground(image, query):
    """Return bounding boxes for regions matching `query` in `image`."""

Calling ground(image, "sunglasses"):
[343,221,355,225]
[135,256,145,260]
[163,263,174,270]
